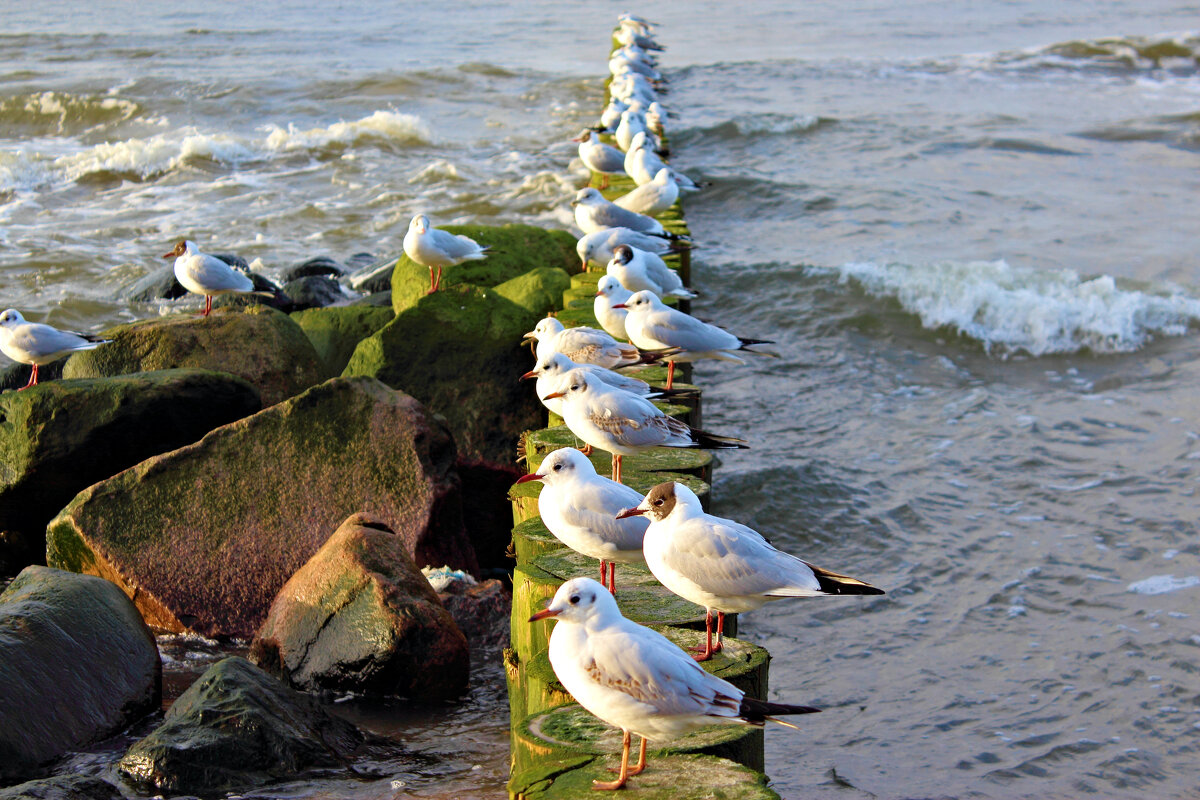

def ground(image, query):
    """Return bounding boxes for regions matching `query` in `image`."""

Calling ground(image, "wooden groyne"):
[504,27,786,799]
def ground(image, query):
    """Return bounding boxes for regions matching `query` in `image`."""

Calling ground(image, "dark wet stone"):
[280,275,344,311]
[211,272,292,313]
[281,256,345,283]
[210,253,249,271]
[0,566,160,782]
[437,577,510,651]
[118,656,361,796]
[249,512,469,699]
[345,252,376,271]
[0,775,124,800]
[127,266,188,302]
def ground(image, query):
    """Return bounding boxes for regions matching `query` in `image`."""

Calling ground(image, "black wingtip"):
[739,696,822,723]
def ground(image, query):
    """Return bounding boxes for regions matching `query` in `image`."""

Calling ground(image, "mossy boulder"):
[46,377,475,638]
[493,266,573,316]
[118,656,362,796]
[390,224,580,314]
[0,369,260,573]
[344,286,545,466]
[61,305,323,406]
[249,512,469,699]
[290,305,393,378]
[0,566,160,782]
[0,775,124,800]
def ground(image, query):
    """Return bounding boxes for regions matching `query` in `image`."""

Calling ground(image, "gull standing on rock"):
[163,240,270,318]
[515,448,647,594]
[530,577,821,790]
[618,290,775,389]
[0,309,110,389]
[573,130,627,189]
[618,482,885,661]
[572,188,683,239]
[523,317,651,370]
[613,168,679,217]
[402,213,489,294]
[606,244,695,299]
[542,368,745,483]
[594,275,634,340]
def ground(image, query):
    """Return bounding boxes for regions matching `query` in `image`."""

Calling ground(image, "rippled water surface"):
[4,1,1200,798]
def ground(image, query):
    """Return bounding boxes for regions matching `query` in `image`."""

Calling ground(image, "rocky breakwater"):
[45,376,476,638]
[0,566,160,782]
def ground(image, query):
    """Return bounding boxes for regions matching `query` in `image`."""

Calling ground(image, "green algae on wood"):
[509,751,778,800]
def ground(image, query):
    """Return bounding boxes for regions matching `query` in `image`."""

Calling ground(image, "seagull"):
[609,52,661,82]
[576,228,686,270]
[523,316,654,370]
[617,13,658,35]
[530,577,821,790]
[617,290,775,389]
[613,168,679,217]
[609,73,659,108]
[521,352,696,417]
[163,240,272,317]
[618,482,885,661]
[515,448,647,594]
[615,25,664,52]
[402,213,489,294]
[572,188,683,240]
[595,98,628,135]
[606,245,695,300]
[542,368,745,483]
[626,131,699,190]
[645,101,667,137]
[615,102,650,153]
[573,130,626,190]
[0,309,111,389]
[594,275,633,340]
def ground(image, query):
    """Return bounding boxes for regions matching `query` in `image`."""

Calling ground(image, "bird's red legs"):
[20,363,39,390]
[611,453,623,483]
[599,560,608,589]
[665,360,675,390]
[691,609,724,662]
[593,729,633,790]
[426,265,444,294]
[581,444,593,456]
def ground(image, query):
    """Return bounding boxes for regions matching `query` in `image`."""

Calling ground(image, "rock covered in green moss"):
[249,513,469,699]
[493,266,573,316]
[390,224,579,314]
[0,775,125,800]
[344,287,545,466]
[61,305,323,406]
[0,370,261,573]
[0,566,160,782]
[290,304,393,378]
[46,377,475,638]
[118,656,362,796]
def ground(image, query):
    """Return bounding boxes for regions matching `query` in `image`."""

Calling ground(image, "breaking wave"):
[819,259,1200,356]
[0,90,143,135]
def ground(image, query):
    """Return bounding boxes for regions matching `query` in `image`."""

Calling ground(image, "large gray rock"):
[0,775,124,800]
[118,656,361,796]
[0,566,160,782]
[46,377,477,638]
[0,369,261,573]
[250,512,469,699]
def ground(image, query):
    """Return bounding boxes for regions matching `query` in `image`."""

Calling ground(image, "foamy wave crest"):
[53,132,256,181]
[825,259,1200,356]
[994,33,1200,74]
[692,113,830,140]
[263,110,431,152]
[0,90,141,134]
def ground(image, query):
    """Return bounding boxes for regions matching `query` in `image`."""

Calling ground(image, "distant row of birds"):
[516,16,886,792]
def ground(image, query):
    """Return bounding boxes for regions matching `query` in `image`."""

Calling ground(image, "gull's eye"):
[653,498,664,506]
[553,463,563,471]
[569,594,581,605]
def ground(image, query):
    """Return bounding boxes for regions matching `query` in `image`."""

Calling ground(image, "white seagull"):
[402,213,489,294]
[573,130,627,190]
[625,131,699,190]
[617,290,775,389]
[606,244,695,300]
[0,309,110,389]
[163,240,271,318]
[515,448,647,594]
[521,352,695,418]
[572,188,681,239]
[530,577,821,790]
[523,316,655,370]
[613,167,679,217]
[619,482,884,660]
[542,368,745,483]
[615,102,651,153]
[594,275,633,340]
[576,227,684,270]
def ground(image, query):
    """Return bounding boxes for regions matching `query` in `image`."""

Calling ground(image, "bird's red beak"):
[519,369,538,381]
[515,473,544,484]
[542,390,567,400]
[611,303,628,309]
[615,506,646,519]
[161,251,175,259]
[528,607,560,622]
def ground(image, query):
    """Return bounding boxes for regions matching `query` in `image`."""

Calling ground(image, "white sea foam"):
[825,259,1200,356]
[1126,575,1200,595]
[263,110,431,151]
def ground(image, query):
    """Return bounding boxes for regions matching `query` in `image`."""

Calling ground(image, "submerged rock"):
[118,656,362,796]
[0,369,261,573]
[0,775,124,800]
[282,256,346,283]
[250,513,469,699]
[46,377,475,638]
[61,305,322,406]
[290,304,394,378]
[343,283,557,466]
[0,566,160,782]
[390,223,579,314]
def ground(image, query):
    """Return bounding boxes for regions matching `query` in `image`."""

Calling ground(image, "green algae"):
[289,305,393,378]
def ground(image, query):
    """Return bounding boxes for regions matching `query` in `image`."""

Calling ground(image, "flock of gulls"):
[517,15,885,791]
[0,13,887,794]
